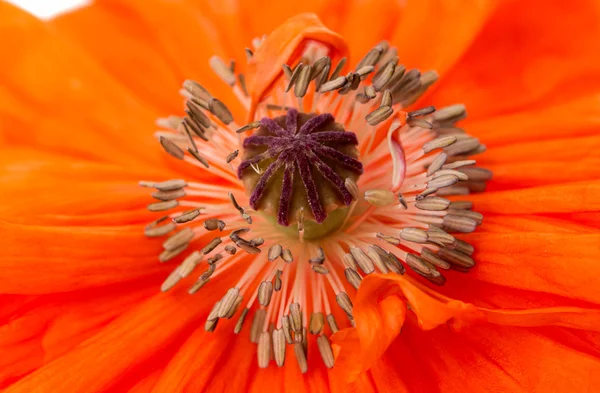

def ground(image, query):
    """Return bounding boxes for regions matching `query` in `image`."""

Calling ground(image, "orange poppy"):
[1,0,600,392]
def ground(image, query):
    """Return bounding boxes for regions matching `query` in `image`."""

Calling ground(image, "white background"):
[6,0,88,18]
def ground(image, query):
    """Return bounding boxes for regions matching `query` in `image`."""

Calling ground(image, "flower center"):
[140,25,491,373]
[238,109,363,239]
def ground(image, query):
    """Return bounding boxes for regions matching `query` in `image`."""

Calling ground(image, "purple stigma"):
[239,110,363,226]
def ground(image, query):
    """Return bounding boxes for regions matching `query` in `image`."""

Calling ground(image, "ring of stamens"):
[142,36,490,373]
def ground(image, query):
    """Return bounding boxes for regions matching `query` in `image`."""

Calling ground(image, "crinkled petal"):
[246,13,348,121]
[333,274,600,385]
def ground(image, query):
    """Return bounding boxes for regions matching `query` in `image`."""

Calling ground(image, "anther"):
[350,247,375,274]
[257,331,271,368]
[208,98,233,125]
[294,343,308,374]
[163,228,194,251]
[421,248,450,270]
[427,153,448,176]
[433,169,469,181]
[415,196,451,211]
[442,215,477,233]
[236,121,261,134]
[250,309,267,343]
[427,174,459,189]
[443,159,477,170]
[173,209,201,224]
[433,104,466,124]
[178,251,203,277]
[376,232,401,246]
[183,80,212,101]
[373,61,395,91]
[226,150,239,163]
[203,218,223,231]
[152,189,186,201]
[423,136,457,154]
[188,277,210,294]
[207,254,223,265]
[327,314,339,333]
[416,188,438,200]
[399,228,429,243]
[311,57,330,80]
[344,267,362,289]
[294,64,312,97]
[343,252,358,270]
[386,251,405,274]
[258,281,274,307]
[205,318,218,332]
[336,292,354,319]
[317,335,335,368]
[289,303,302,333]
[312,265,329,274]
[144,220,176,237]
[236,241,261,254]
[309,247,325,264]
[444,138,480,156]
[268,244,282,261]
[449,200,473,210]
[407,118,433,129]
[320,76,346,93]
[272,329,286,367]
[282,315,293,344]
[274,270,283,291]
[234,308,249,334]
[159,136,185,160]
[217,288,240,318]
[309,312,325,335]
[366,245,389,273]
[438,248,475,268]
[366,105,393,126]
[405,253,432,276]
[281,248,293,263]
[455,239,475,256]
[148,200,179,212]
[407,106,436,118]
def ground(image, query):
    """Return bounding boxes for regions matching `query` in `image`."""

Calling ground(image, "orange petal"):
[470,180,600,215]
[480,134,600,165]
[151,322,252,392]
[0,285,153,388]
[430,0,600,119]
[0,150,170,293]
[484,157,600,191]
[55,0,243,118]
[463,232,600,305]
[388,322,600,392]
[466,93,600,147]
[245,13,348,121]
[471,213,599,234]
[1,268,243,393]
[337,0,405,59]
[389,0,499,75]
[0,2,163,165]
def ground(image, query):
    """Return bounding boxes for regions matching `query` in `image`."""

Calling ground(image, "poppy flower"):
[1,0,600,392]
